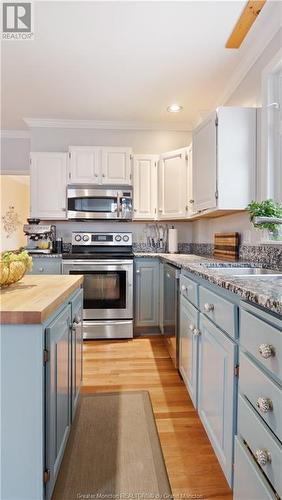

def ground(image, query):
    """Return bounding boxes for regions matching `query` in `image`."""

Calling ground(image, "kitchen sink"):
[207,267,282,277]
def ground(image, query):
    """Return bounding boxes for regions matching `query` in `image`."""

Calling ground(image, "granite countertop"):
[134,252,282,316]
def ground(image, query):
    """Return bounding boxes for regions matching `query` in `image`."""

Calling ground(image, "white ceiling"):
[1,1,280,130]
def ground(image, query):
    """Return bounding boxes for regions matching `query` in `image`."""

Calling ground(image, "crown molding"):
[23,117,192,132]
[0,129,31,139]
[216,1,282,107]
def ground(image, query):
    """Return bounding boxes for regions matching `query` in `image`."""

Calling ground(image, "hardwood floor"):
[82,336,233,500]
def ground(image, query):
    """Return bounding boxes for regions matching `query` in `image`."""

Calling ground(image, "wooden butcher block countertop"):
[0,275,83,325]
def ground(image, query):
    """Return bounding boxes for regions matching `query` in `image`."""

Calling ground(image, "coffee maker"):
[23,219,56,254]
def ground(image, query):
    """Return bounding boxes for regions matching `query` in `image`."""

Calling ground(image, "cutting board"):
[213,232,240,261]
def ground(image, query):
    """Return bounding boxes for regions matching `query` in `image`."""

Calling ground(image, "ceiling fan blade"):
[226,0,267,49]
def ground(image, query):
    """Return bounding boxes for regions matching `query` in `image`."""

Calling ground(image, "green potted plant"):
[247,199,282,241]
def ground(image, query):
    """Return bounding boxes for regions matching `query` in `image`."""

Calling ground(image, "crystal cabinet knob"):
[258,344,275,359]
[193,328,201,337]
[255,449,272,467]
[256,397,273,413]
[204,303,214,312]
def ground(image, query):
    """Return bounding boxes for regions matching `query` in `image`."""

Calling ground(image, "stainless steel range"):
[62,232,133,340]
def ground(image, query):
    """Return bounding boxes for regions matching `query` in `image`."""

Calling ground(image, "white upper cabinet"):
[186,144,195,217]
[101,147,132,185]
[68,147,101,184]
[133,155,158,220]
[30,153,67,220]
[192,112,217,213]
[158,148,187,219]
[68,146,132,185]
[192,107,257,214]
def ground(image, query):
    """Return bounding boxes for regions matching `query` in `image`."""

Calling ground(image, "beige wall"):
[0,176,30,252]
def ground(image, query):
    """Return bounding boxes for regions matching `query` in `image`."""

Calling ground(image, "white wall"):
[191,29,282,245]
[30,127,191,154]
[1,137,30,173]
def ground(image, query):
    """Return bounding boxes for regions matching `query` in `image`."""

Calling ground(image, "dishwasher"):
[163,262,180,368]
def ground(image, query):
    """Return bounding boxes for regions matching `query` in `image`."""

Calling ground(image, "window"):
[261,49,282,202]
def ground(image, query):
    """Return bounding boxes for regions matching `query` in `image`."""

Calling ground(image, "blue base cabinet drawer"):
[237,394,282,499]
[180,274,198,307]
[234,437,277,500]
[240,352,282,443]
[198,314,236,486]
[199,286,237,339]
[179,295,199,408]
[240,308,282,383]
[29,257,62,275]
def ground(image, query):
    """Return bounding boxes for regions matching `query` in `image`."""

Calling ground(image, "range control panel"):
[71,232,132,246]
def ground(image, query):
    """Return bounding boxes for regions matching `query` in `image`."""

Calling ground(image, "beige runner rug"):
[52,391,172,500]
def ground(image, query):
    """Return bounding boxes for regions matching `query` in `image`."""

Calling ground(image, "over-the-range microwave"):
[67,186,133,220]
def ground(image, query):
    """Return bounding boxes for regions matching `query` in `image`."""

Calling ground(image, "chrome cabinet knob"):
[39,267,44,272]
[258,344,275,359]
[94,173,98,177]
[255,449,271,466]
[189,199,194,204]
[136,269,140,274]
[181,284,186,292]
[189,324,195,332]
[204,303,214,312]
[193,328,201,336]
[256,397,273,413]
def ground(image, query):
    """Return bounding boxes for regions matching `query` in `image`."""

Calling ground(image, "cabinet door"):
[70,289,83,420]
[68,147,101,184]
[179,295,199,408]
[101,147,132,185]
[198,313,236,486]
[159,262,164,334]
[133,155,158,219]
[30,153,67,220]
[186,145,196,217]
[134,259,159,327]
[45,304,72,500]
[192,113,217,212]
[159,148,187,219]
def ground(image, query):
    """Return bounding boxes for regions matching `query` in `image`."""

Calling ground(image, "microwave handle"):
[117,192,121,218]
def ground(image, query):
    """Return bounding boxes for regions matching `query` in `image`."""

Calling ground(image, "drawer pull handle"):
[258,344,275,359]
[256,397,273,413]
[255,449,272,467]
[189,324,195,332]
[193,328,201,337]
[204,303,214,312]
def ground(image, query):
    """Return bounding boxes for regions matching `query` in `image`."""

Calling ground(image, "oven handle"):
[62,260,133,266]
[117,192,120,218]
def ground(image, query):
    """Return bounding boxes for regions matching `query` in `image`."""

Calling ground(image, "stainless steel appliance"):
[23,220,56,254]
[163,263,180,368]
[67,186,133,220]
[62,232,133,340]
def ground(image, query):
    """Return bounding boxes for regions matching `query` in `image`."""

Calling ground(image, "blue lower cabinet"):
[234,437,276,500]
[28,256,62,275]
[134,258,159,327]
[198,313,237,486]
[70,289,83,421]
[45,304,72,500]
[179,295,199,408]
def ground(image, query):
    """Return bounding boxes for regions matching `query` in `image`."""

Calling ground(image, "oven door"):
[67,188,120,220]
[62,260,133,320]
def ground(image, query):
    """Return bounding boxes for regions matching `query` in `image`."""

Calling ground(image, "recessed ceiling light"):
[167,104,183,113]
